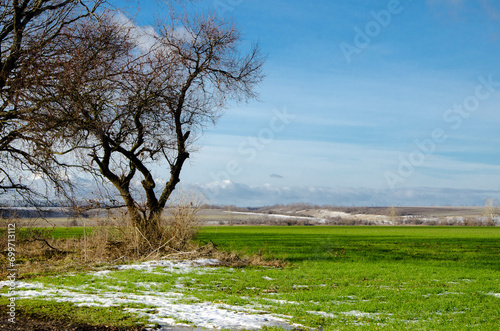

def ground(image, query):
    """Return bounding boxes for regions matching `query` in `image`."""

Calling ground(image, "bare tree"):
[0,0,103,200]
[483,198,499,221]
[33,13,264,246]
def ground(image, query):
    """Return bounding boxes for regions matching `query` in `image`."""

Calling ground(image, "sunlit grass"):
[2,226,499,330]
[193,226,500,329]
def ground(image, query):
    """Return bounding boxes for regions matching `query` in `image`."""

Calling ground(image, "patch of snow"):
[342,310,380,318]
[92,270,112,277]
[116,259,220,274]
[125,303,297,330]
[0,259,305,330]
[307,311,337,318]
[261,276,274,280]
[0,281,44,290]
[402,319,421,324]
[103,285,124,291]
[8,286,185,307]
[344,295,358,300]
[134,282,159,290]
[224,211,328,223]
[316,210,351,218]
[8,286,301,329]
[260,298,300,305]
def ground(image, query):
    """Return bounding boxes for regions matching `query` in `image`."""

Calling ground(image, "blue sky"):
[111,0,500,206]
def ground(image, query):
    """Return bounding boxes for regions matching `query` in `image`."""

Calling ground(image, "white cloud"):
[180,129,500,194]
[192,181,500,207]
[173,26,195,42]
[113,12,158,51]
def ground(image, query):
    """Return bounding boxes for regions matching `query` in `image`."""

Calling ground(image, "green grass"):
[193,226,500,330]
[2,226,499,330]
[46,226,92,239]
[1,226,91,239]
[0,297,148,327]
[198,226,500,265]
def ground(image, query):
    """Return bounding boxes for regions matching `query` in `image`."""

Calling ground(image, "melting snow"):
[0,281,44,290]
[115,258,220,273]
[306,310,380,319]
[92,270,112,277]
[260,297,300,305]
[0,259,304,330]
[128,304,295,330]
[307,311,337,318]
[343,310,380,318]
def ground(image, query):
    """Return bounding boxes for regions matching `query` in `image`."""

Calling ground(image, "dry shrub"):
[67,190,204,262]
[0,221,85,277]
[164,199,201,251]
[0,197,203,277]
[76,191,204,261]
[80,222,127,263]
[0,194,284,277]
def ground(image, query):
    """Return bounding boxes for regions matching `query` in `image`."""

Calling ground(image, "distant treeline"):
[200,203,462,216]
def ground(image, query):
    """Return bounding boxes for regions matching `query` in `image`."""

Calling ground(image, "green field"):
[2,226,499,330]
[195,226,500,330]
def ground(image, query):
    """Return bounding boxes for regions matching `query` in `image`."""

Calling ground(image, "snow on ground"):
[0,259,304,330]
[306,309,381,319]
[259,297,300,305]
[224,211,328,223]
[113,258,220,273]
[0,281,44,290]
[310,209,390,224]
[3,285,300,329]
[307,311,337,318]
[225,210,392,224]
[128,304,296,330]
[0,259,404,329]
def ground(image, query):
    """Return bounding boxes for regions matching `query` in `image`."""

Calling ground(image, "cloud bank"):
[195,181,500,207]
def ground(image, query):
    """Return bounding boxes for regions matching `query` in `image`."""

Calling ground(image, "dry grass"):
[0,199,283,278]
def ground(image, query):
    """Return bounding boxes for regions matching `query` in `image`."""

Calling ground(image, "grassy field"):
[1,226,499,330]
[194,226,500,329]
